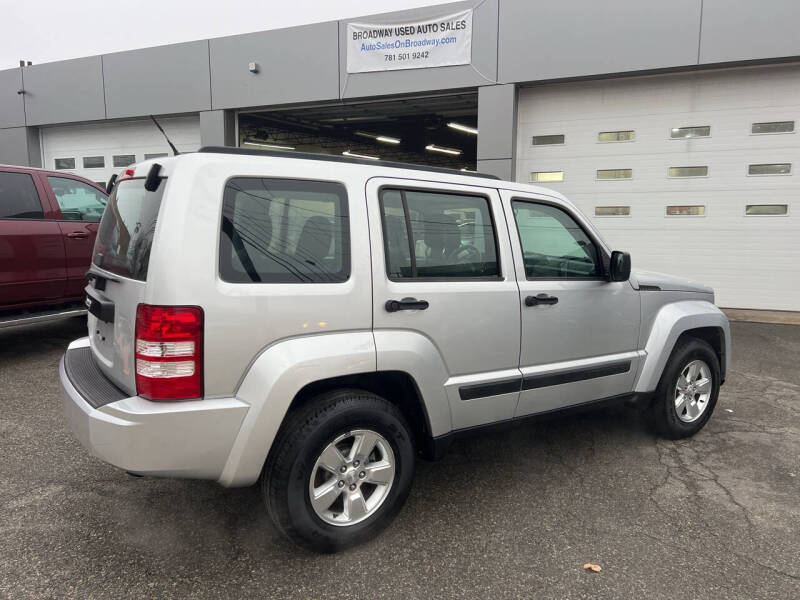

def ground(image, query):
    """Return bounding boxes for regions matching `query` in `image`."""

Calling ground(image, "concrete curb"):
[722,308,800,326]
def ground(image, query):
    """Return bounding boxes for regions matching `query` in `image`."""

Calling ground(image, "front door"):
[367,178,521,431]
[500,191,641,417]
[0,170,66,307]
[45,175,107,298]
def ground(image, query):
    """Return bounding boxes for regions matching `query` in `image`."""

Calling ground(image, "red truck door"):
[0,169,66,307]
[43,174,108,299]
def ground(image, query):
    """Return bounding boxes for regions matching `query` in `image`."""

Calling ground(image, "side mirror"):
[105,173,118,194]
[609,250,631,282]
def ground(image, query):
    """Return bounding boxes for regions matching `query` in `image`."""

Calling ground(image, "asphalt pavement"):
[1,318,798,599]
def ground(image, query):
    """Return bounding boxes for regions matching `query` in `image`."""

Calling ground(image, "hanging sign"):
[346,9,473,74]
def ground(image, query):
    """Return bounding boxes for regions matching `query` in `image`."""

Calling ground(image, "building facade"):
[1,0,799,310]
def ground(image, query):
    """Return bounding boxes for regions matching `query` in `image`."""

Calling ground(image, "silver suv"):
[61,148,730,552]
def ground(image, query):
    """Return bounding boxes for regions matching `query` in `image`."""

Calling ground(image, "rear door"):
[0,169,66,307]
[500,190,641,417]
[44,174,108,298]
[87,177,163,393]
[366,177,522,431]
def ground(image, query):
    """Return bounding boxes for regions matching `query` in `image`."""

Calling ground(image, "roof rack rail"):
[197,146,500,180]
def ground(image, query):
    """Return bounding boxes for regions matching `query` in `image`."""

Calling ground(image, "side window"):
[47,176,108,222]
[219,177,350,283]
[379,188,499,279]
[511,200,600,279]
[0,171,44,219]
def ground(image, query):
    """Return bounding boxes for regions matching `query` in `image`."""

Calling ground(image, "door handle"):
[525,293,559,307]
[385,297,430,312]
[66,231,89,239]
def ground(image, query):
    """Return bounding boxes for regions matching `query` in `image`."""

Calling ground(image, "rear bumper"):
[60,337,249,483]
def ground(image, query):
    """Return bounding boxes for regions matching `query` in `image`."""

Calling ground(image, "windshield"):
[92,179,164,281]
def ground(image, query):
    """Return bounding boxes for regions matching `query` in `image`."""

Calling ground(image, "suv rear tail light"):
[135,304,203,400]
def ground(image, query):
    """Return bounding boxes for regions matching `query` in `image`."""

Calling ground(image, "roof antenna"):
[150,115,180,155]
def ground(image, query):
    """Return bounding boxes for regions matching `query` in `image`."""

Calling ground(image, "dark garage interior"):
[237,92,478,170]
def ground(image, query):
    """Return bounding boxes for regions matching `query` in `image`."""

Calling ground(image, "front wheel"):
[263,389,415,553]
[647,337,721,439]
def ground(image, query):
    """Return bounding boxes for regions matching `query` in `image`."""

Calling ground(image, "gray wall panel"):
[498,0,701,83]
[339,0,497,99]
[23,57,106,126]
[104,41,211,118]
[700,0,800,64]
[200,110,235,146]
[0,69,25,128]
[477,158,513,180]
[0,127,31,166]
[477,84,516,161]
[210,23,339,109]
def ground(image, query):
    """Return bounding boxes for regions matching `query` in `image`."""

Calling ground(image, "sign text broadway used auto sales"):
[346,9,473,74]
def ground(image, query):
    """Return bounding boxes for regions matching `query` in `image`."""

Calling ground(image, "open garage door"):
[238,92,478,171]
[40,116,200,187]
[516,65,800,311]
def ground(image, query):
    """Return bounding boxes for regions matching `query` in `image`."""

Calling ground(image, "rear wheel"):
[647,337,720,439]
[263,389,414,553]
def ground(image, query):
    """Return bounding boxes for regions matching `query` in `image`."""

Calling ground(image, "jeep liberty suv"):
[61,147,730,552]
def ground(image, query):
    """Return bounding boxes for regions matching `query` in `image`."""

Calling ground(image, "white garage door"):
[40,116,201,188]
[516,64,800,311]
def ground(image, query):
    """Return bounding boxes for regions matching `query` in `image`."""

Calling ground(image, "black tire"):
[262,389,415,553]
[647,337,721,439]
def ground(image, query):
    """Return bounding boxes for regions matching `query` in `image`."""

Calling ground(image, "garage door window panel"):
[747,163,791,176]
[512,201,601,280]
[596,169,632,180]
[379,188,499,280]
[532,134,565,146]
[745,204,788,216]
[83,156,105,169]
[47,176,108,222]
[219,177,350,284]
[113,155,136,168]
[530,171,564,183]
[54,158,75,170]
[595,206,630,217]
[670,126,710,139]
[751,121,794,135]
[666,205,706,216]
[669,166,708,178]
[0,172,45,219]
[598,130,634,143]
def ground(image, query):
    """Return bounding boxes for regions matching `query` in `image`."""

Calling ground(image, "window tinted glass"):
[512,201,600,279]
[380,189,499,279]
[144,153,168,160]
[220,178,349,284]
[381,190,412,278]
[93,179,164,280]
[47,176,107,221]
[0,172,44,219]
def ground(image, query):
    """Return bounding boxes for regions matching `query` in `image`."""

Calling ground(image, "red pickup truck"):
[0,164,108,328]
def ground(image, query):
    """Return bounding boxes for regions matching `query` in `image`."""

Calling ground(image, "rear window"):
[92,179,164,281]
[219,177,350,284]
